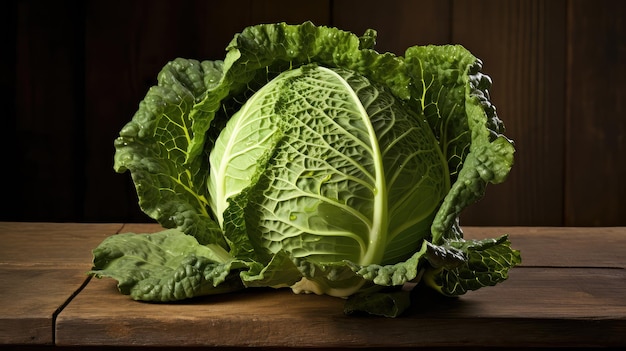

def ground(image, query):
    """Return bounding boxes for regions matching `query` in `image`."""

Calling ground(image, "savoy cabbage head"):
[90,22,520,317]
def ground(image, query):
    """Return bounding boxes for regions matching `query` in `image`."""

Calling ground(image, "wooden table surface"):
[1,222,624,349]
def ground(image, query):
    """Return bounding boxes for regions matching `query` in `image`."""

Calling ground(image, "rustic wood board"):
[0,222,122,344]
[463,226,626,268]
[55,227,626,348]
[55,267,625,348]
[0,268,88,345]
[0,222,123,264]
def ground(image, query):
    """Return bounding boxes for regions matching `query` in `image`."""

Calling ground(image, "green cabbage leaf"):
[90,22,520,317]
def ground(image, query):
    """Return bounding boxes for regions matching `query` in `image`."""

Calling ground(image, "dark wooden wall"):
[3,0,625,226]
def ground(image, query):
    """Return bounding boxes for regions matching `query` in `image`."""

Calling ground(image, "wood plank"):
[56,266,625,348]
[464,226,626,268]
[55,226,626,347]
[0,222,123,345]
[450,0,567,226]
[0,268,88,345]
[0,223,621,347]
[564,0,626,226]
[0,222,123,265]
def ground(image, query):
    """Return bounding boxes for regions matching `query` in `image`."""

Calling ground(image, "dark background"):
[2,0,624,226]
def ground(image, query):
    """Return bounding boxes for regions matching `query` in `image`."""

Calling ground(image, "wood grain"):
[464,226,626,268]
[51,225,625,348]
[450,0,568,226]
[565,0,626,226]
[332,0,452,54]
[6,0,626,226]
[0,222,123,265]
[55,267,625,348]
[0,222,122,345]
[0,268,87,345]
[1,223,624,348]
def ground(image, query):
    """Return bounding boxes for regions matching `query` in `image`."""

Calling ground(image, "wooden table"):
[1,223,624,349]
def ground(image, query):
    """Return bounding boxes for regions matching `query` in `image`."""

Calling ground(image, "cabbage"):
[90,22,520,317]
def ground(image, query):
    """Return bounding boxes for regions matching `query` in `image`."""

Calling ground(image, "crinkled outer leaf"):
[344,289,412,318]
[403,45,515,243]
[240,250,303,288]
[432,138,514,243]
[423,234,522,296]
[114,59,225,246]
[221,181,264,262]
[348,224,520,297]
[346,238,465,287]
[90,229,245,301]
[347,241,429,286]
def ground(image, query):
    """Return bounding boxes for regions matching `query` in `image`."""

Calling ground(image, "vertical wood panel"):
[0,1,18,221]
[450,0,567,226]
[565,0,626,226]
[9,0,625,226]
[82,0,331,222]
[332,0,452,55]
[11,1,85,221]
